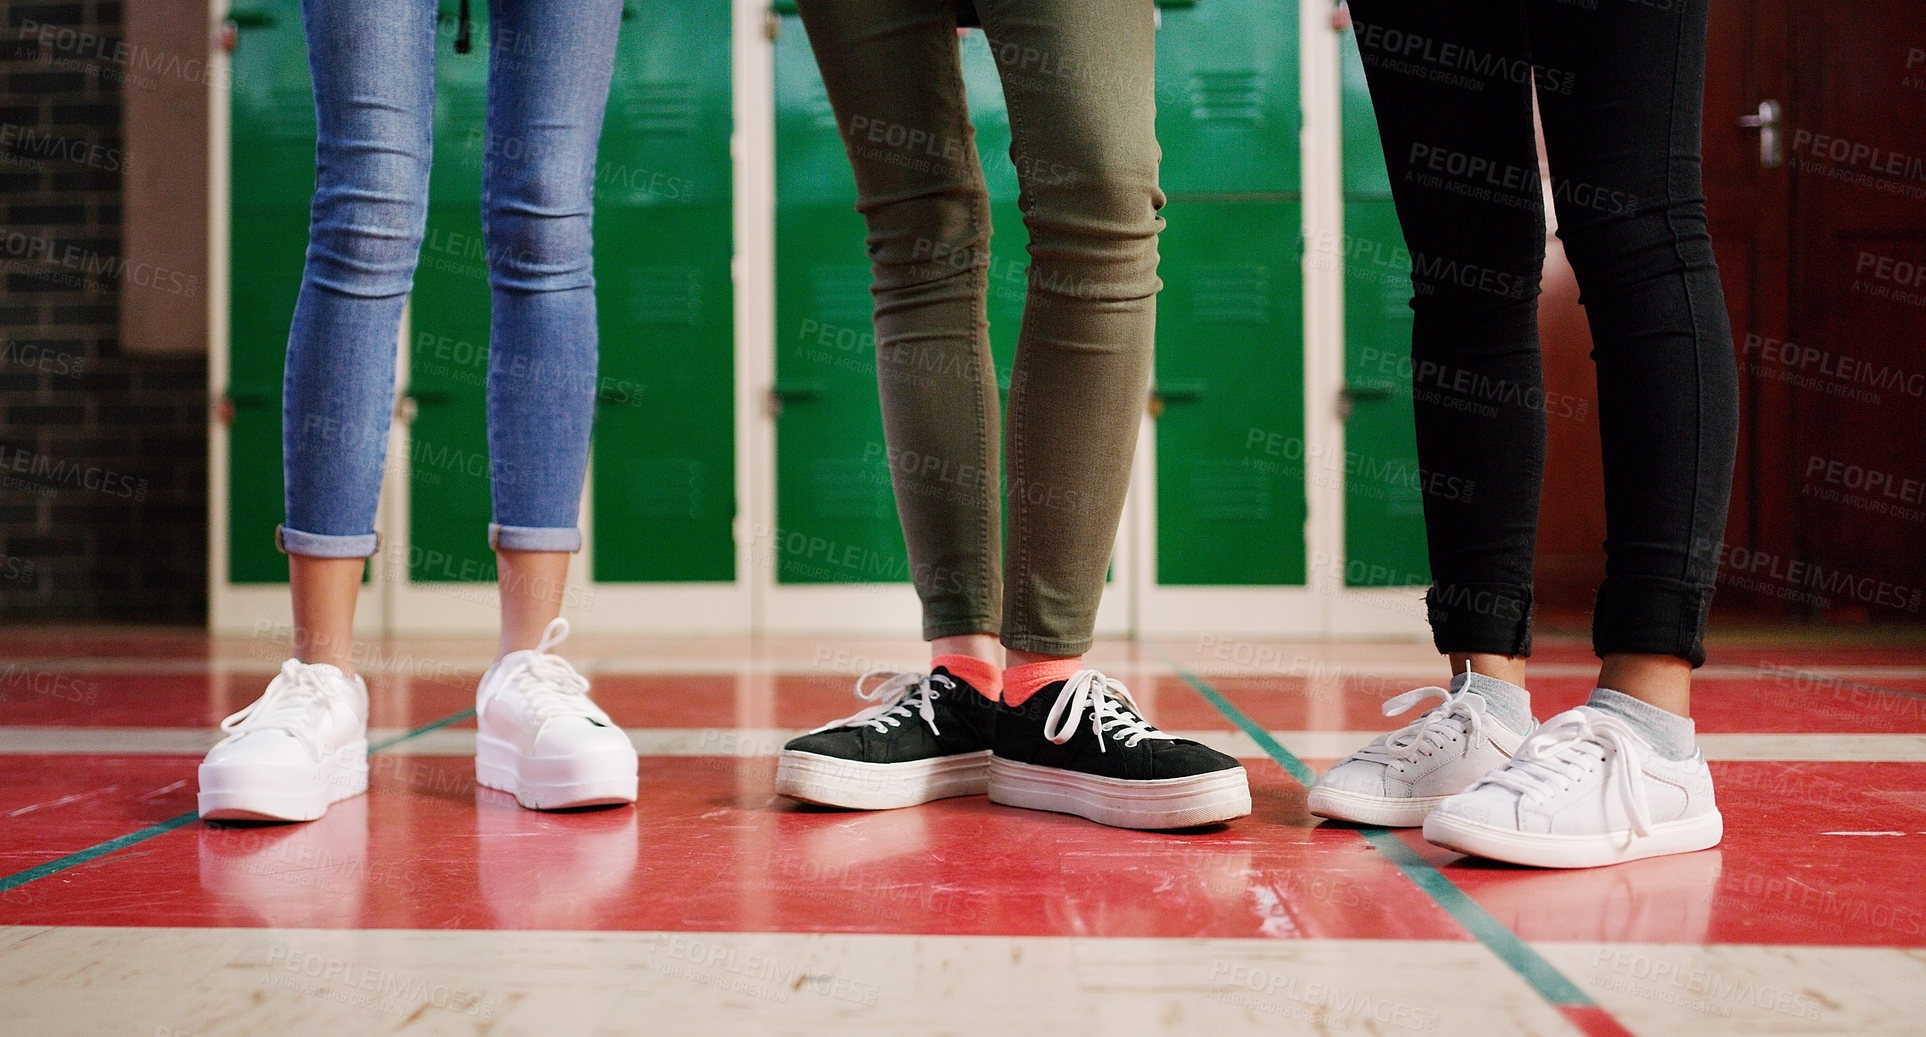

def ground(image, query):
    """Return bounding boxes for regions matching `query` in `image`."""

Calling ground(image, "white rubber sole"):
[776,750,991,810]
[197,738,370,822]
[988,758,1252,830]
[1422,808,1724,869]
[476,733,638,811]
[1306,785,1453,827]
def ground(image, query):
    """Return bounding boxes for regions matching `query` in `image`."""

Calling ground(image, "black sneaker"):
[776,667,996,809]
[990,669,1250,829]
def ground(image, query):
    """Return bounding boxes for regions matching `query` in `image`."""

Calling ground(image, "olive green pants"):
[795,0,1163,655]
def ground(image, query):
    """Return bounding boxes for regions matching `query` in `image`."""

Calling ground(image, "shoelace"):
[217,659,339,760]
[1041,670,1175,753]
[1354,684,1493,766]
[809,670,954,736]
[1480,708,1652,838]
[479,618,604,740]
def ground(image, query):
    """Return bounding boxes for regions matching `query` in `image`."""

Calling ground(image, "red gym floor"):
[4,628,1925,1034]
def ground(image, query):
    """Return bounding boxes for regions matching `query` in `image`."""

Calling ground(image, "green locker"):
[1154,200,1306,585]
[1338,27,1429,587]
[226,0,314,583]
[590,0,736,582]
[771,21,1025,585]
[1155,0,1301,195]
[1152,0,1306,586]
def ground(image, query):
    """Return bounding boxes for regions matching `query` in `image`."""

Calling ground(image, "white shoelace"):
[810,670,954,736]
[1353,684,1493,766]
[218,659,340,760]
[1041,670,1174,752]
[1480,708,1652,838]
[479,618,605,739]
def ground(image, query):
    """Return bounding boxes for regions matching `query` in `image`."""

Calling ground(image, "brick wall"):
[0,0,208,622]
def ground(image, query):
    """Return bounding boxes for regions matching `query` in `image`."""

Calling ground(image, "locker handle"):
[225,9,276,28]
[1155,380,1206,403]
[768,380,822,417]
[226,389,272,406]
[771,381,822,401]
[410,389,454,407]
[1337,381,1396,421]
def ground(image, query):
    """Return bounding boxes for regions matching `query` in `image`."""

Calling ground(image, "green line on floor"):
[1153,646,1603,1011]
[0,707,477,894]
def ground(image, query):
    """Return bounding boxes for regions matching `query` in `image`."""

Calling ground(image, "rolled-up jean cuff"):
[1591,575,1714,667]
[489,523,583,553]
[1426,582,1534,658]
[276,524,379,559]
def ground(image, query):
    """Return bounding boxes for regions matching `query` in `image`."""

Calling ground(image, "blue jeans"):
[277,0,623,559]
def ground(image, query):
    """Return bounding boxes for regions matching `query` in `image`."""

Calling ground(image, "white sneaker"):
[1307,678,1531,827]
[197,660,369,822]
[1422,706,1723,869]
[476,618,637,810]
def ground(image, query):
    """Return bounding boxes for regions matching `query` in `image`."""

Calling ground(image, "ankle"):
[1449,652,1527,689]
[1003,657,1083,707]
[931,653,1002,700]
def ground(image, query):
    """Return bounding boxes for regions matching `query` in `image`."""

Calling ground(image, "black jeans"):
[1346,0,1739,665]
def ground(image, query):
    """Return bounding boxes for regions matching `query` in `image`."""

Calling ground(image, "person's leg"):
[476,0,622,658]
[964,0,1246,830]
[201,0,438,823]
[469,0,635,811]
[1348,0,1548,673]
[1423,0,1734,866]
[278,0,441,671]
[773,0,1003,812]
[1306,0,1543,828]
[1530,0,1738,720]
[976,0,1162,684]
[793,0,1004,687]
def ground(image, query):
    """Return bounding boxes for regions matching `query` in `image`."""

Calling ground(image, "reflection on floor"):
[4,630,1925,1035]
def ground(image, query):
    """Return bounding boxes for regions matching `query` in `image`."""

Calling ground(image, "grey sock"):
[1452,670,1534,736]
[1588,686,1696,761]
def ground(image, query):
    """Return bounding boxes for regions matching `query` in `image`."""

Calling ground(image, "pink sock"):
[932,654,1002,701]
[1002,658,1083,707]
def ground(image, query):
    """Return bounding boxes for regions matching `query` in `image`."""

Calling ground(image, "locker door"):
[590,0,736,582]
[225,0,314,583]
[1152,0,1306,586]
[1338,28,1429,588]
